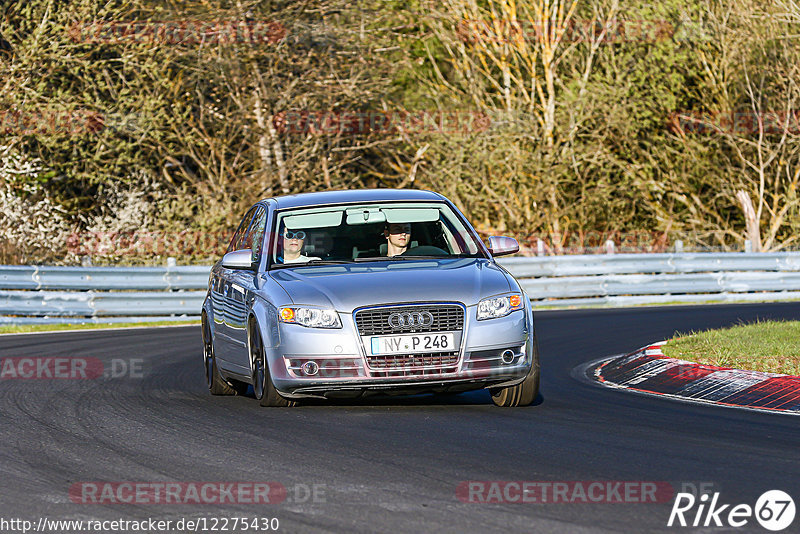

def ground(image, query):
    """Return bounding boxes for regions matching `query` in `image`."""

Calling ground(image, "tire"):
[202,314,236,395]
[490,333,540,407]
[250,320,296,407]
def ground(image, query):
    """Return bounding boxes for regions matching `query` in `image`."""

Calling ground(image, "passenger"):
[281,228,320,263]
[384,222,411,256]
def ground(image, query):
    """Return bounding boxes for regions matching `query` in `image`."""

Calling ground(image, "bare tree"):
[670,1,800,251]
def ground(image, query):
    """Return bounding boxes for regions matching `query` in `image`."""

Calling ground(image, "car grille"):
[367,351,460,370]
[367,351,460,377]
[354,304,464,336]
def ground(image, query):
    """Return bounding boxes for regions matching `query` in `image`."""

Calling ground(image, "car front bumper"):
[268,306,532,399]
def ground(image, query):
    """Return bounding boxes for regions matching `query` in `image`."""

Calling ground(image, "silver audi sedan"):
[201,189,539,407]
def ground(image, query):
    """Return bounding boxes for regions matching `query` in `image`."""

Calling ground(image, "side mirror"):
[487,236,519,257]
[221,249,256,270]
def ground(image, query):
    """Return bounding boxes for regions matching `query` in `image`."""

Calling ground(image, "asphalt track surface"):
[2,303,800,534]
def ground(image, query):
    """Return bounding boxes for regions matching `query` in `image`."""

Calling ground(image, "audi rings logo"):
[388,311,434,329]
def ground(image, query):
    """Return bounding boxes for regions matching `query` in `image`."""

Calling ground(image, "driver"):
[383,222,411,256]
[281,228,320,263]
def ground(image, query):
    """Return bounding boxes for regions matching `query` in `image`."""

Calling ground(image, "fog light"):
[301,361,319,376]
[501,350,515,364]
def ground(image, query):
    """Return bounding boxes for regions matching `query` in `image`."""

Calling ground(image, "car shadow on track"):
[235,387,544,407]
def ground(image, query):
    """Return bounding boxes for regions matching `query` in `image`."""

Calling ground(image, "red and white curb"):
[594,342,800,415]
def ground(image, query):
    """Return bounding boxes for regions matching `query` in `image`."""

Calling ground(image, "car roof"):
[264,189,446,209]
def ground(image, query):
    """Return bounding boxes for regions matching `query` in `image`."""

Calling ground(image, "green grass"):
[0,320,199,335]
[662,320,800,376]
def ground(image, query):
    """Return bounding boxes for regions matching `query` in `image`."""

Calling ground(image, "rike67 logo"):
[668,490,795,531]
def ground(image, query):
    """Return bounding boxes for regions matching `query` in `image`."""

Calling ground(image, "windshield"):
[269,201,484,267]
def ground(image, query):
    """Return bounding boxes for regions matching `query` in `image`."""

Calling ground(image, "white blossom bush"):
[0,146,171,264]
[78,174,230,263]
[82,170,163,234]
[77,171,169,262]
[1,145,215,264]
[0,145,76,264]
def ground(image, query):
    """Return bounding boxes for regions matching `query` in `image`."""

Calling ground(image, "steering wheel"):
[401,245,449,256]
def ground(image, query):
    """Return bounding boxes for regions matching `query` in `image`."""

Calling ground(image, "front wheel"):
[490,336,540,407]
[250,321,296,407]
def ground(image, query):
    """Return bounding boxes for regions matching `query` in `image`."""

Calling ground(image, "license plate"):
[369,333,455,355]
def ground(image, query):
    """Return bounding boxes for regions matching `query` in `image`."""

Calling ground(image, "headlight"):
[279,307,342,328]
[476,294,523,320]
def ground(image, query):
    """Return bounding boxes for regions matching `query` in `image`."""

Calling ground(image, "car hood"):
[267,258,512,311]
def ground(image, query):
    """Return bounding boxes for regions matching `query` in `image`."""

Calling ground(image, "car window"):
[243,206,267,260]
[227,207,257,253]
[270,202,484,267]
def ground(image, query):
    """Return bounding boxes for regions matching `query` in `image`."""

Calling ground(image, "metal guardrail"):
[0,265,210,290]
[2,252,800,323]
[502,252,800,307]
[0,265,209,324]
[0,290,205,316]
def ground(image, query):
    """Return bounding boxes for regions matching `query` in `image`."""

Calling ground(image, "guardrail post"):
[675,240,684,253]
[537,239,545,256]
[604,240,615,255]
[744,240,752,253]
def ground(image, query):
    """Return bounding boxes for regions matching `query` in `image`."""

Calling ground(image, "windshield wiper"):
[353,256,392,262]
[270,259,354,269]
[392,255,451,260]
[354,255,448,261]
